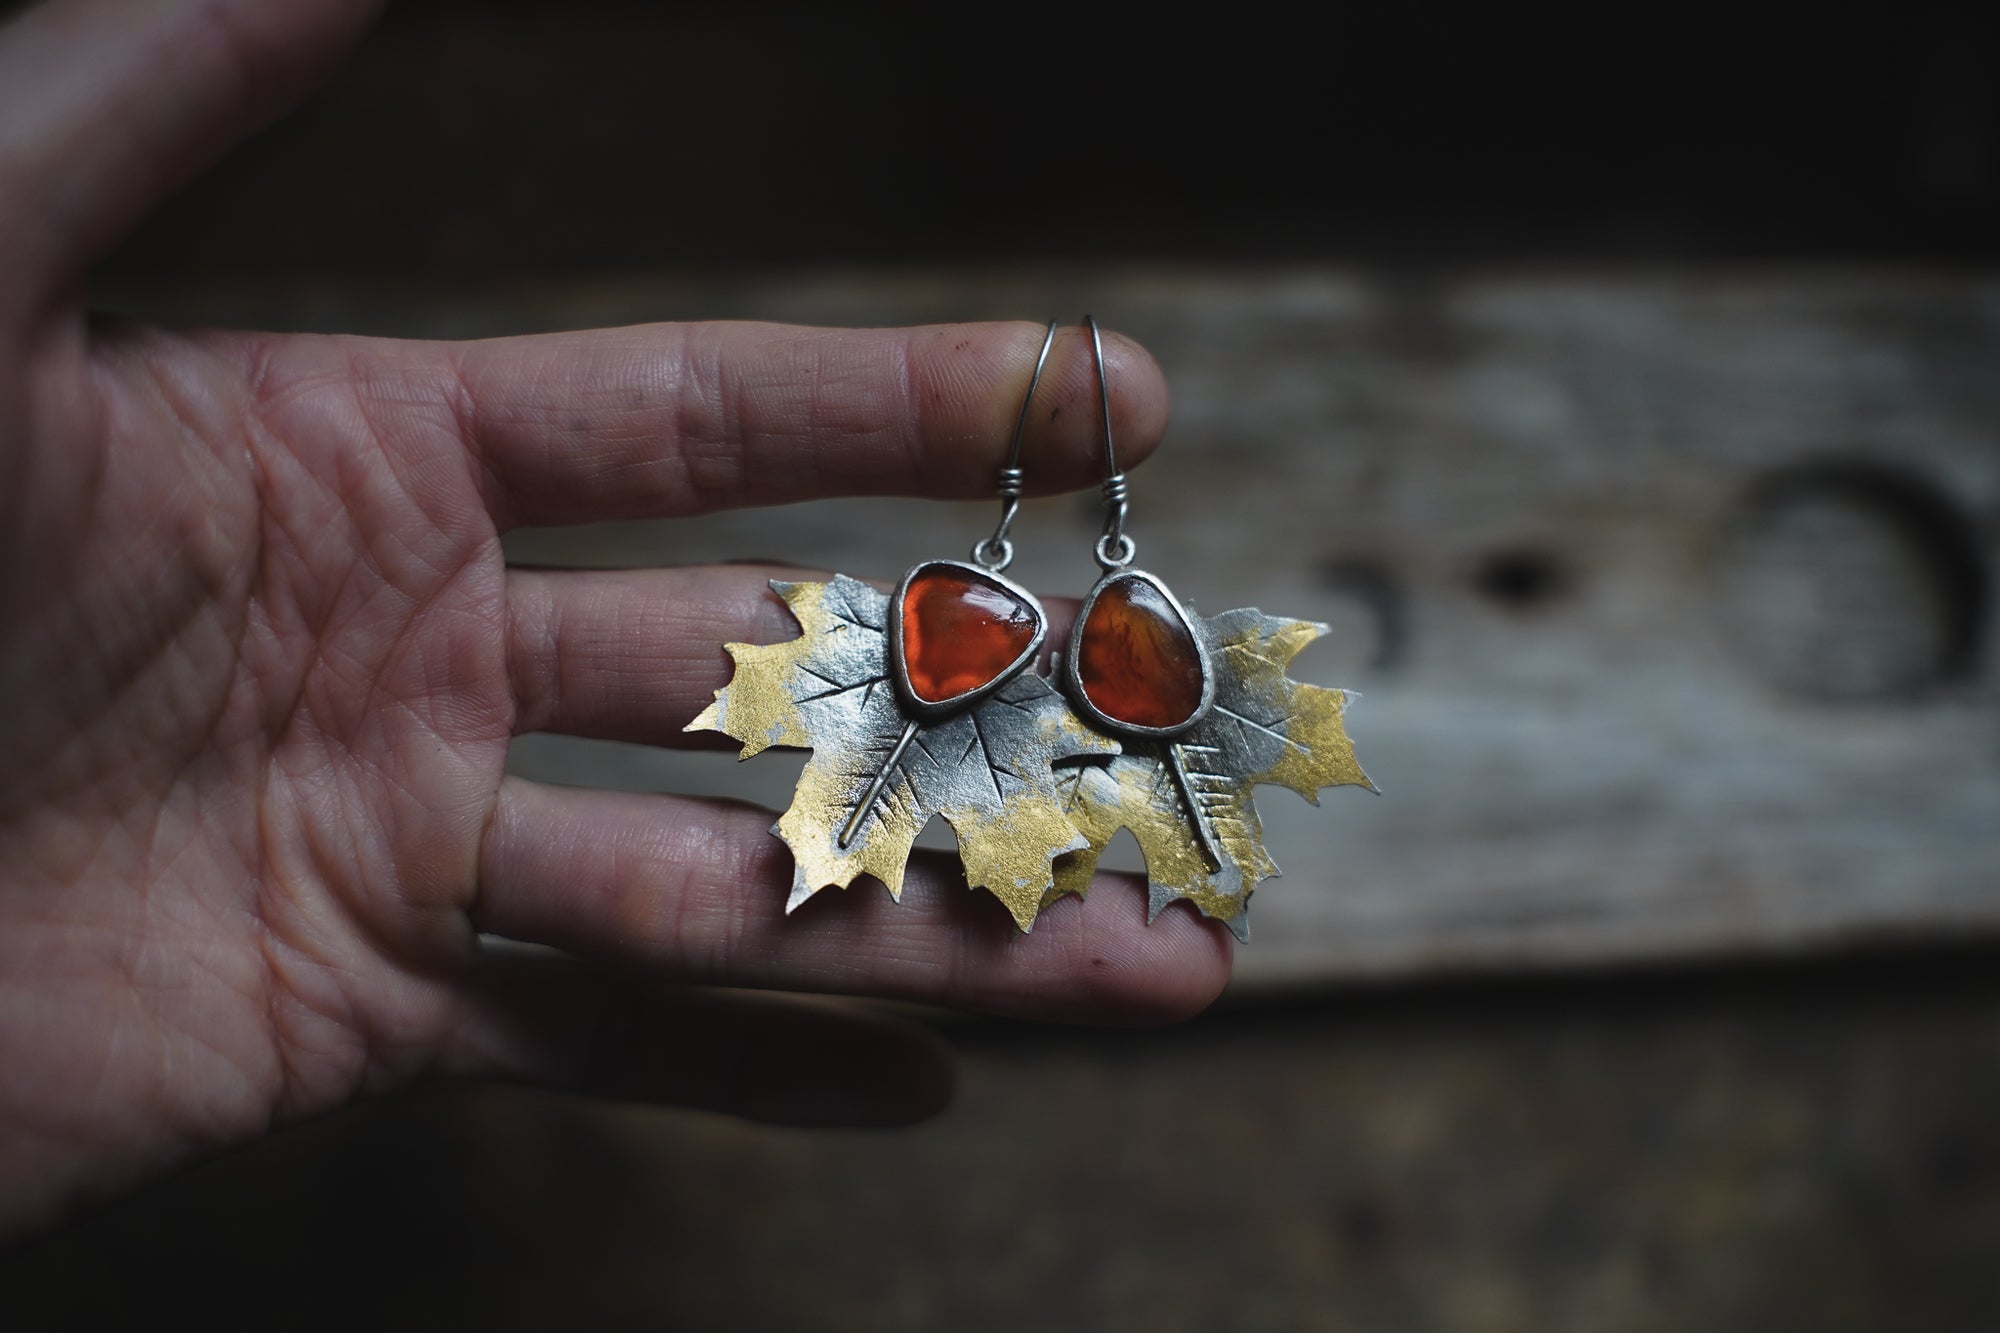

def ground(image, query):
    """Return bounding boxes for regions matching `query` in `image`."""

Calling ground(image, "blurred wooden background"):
[12,2,2000,1329]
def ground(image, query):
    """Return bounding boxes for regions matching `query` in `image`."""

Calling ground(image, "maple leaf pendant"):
[687,317,1370,940]
[1037,314,1373,942]
[687,570,1117,931]
[1051,574,1376,942]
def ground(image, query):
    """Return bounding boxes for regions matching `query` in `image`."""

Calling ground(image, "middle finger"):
[504,563,1080,745]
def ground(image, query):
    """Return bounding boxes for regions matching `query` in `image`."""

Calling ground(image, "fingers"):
[474,778,1234,1025]
[505,563,810,746]
[0,0,382,300]
[441,951,955,1128]
[504,563,1083,745]
[436,320,1169,528]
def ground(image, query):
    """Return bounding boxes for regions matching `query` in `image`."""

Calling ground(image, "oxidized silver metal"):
[1051,606,1372,941]
[974,319,1059,573]
[750,576,1117,920]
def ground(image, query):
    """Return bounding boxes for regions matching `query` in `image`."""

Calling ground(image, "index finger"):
[426,320,1170,529]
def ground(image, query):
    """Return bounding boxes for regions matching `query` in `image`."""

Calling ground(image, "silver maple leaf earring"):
[1050,315,1375,940]
[869,320,1060,841]
[688,320,1118,931]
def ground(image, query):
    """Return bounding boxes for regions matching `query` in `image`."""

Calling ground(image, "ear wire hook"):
[973,319,1060,572]
[1085,314,1136,571]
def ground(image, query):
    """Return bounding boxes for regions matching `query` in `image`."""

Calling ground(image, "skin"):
[0,0,1231,1242]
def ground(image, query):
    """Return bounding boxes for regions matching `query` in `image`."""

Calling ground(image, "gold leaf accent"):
[1222,620,1371,801]
[950,701,1119,929]
[688,577,1116,931]
[686,580,827,759]
[1049,609,1373,939]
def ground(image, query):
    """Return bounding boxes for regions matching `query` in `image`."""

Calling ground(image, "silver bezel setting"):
[888,559,1049,722]
[1064,567,1216,739]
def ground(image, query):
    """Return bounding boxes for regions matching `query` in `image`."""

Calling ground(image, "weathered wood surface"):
[106,269,2000,983]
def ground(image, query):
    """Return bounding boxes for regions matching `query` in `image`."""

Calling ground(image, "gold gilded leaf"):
[1049,608,1373,940]
[687,576,1117,930]
[687,580,838,759]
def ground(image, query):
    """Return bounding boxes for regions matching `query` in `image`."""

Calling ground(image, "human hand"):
[0,0,1230,1239]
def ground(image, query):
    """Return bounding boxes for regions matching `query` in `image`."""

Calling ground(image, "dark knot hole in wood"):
[1472,547,1572,612]
[1712,460,1988,701]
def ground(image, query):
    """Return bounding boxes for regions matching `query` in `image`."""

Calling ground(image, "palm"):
[0,0,1230,1241]
[2,322,508,1225]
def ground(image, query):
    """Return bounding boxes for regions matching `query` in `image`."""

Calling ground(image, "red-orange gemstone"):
[1076,576,1206,730]
[900,566,1042,704]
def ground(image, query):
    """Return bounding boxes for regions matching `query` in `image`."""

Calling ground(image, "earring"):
[1049,316,1374,941]
[688,321,1118,930]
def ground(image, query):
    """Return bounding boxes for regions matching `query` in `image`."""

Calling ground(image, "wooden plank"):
[100,269,2000,982]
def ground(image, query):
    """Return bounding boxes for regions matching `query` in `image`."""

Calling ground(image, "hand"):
[0,0,1230,1239]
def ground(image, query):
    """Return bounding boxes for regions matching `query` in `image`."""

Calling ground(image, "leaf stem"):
[840,718,921,849]
[1167,743,1223,873]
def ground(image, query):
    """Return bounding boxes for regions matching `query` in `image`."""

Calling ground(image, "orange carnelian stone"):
[1076,576,1205,729]
[900,566,1040,704]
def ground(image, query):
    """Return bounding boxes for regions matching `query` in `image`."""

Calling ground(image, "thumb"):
[0,0,383,308]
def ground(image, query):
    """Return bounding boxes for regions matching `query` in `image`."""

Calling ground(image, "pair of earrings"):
[689,319,1371,939]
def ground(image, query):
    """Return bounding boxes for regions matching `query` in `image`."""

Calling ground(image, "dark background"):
[99,2,2000,279]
